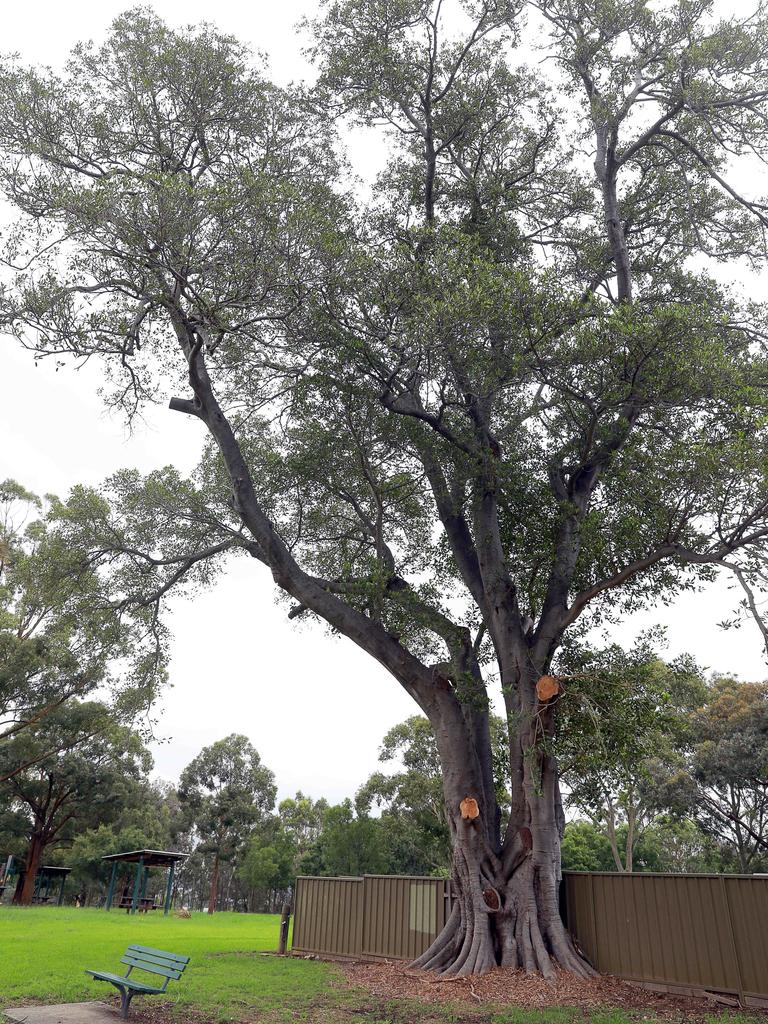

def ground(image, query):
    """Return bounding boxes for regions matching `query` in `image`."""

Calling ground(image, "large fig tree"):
[2,2,768,975]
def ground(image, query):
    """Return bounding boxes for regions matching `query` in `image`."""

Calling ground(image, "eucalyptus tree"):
[178,734,276,914]
[2,1,768,975]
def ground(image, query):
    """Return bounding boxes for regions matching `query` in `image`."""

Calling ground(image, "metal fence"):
[293,874,450,963]
[292,871,768,1006]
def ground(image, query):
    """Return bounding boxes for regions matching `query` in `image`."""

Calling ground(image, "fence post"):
[278,901,291,955]
[719,875,745,1006]
[588,872,600,968]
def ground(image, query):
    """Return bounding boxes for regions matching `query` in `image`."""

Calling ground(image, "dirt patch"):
[338,961,765,1018]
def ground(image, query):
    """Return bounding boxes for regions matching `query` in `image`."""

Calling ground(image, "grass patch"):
[0,908,764,1024]
[0,906,333,1022]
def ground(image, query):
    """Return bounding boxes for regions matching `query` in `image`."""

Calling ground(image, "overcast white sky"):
[1,1,766,806]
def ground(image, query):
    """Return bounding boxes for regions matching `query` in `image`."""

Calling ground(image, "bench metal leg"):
[118,987,134,1019]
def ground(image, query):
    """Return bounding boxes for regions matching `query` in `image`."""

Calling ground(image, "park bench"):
[86,944,190,1018]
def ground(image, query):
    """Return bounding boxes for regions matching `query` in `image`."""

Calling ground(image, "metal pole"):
[58,874,66,907]
[106,862,118,911]
[164,861,176,915]
[130,857,144,915]
[140,866,149,902]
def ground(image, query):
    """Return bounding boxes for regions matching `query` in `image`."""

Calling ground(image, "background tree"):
[278,792,328,869]
[0,700,151,903]
[3,2,768,974]
[661,679,768,872]
[357,715,510,874]
[239,817,296,912]
[301,799,393,877]
[556,638,706,871]
[178,734,276,913]
[64,780,177,905]
[0,479,165,777]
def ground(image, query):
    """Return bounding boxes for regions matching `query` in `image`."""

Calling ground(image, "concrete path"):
[4,1003,118,1023]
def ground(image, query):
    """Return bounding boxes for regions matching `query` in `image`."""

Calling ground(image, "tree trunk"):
[13,834,45,906]
[412,672,594,978]
[207,853,220,915]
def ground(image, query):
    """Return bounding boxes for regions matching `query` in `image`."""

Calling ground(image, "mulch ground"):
[337,960,761,1018]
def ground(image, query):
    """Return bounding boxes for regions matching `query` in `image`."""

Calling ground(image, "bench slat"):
[123,949,187,973]
[120,956,182,980]
[86,971,163,994]
[125,946,188,970]
[127,945,190,965]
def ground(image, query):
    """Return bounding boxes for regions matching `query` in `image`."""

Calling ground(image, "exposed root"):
[546,917,598,979]
[528,910,555,981]
[409,855,594,980]
[411,903,461,970]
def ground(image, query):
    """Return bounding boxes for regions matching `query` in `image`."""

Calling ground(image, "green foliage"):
[555,637,707,870]
[300,799,393,877]
[561,821,617,873]
[356,714,510,873]
[0,699,153,878]
[3,6,768,665]
[278,792,328,857]
[178,734,276,868]
[64,782,177,894]
[665,678,768,871]
[239,818,296,898]
[0,480,166,758]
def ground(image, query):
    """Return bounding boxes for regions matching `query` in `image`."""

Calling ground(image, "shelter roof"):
[101,849,187,868]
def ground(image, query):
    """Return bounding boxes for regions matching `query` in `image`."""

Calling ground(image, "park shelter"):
[33,865,71,905]
[0,859,70,905]
[102,849,187,914]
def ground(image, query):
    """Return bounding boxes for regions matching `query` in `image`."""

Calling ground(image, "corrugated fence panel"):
[564,872,750,997]
[292,870,768,1002]
[292,876,363,958]
[362,875,446,960]
[723,875,768,1000]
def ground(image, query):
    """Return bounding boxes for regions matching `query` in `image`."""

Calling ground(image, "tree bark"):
[412,671,594,977]
[13,834,45,905]
[207,853,220,915]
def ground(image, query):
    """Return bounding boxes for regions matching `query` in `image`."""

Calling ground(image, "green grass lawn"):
[0,907,763,1024]
[0,906,334,1022]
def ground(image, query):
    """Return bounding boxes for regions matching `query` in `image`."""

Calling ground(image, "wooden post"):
[130,856,144,915]
[164,861,176,916]
[278,901,291,955]
[105,862,118,911]
[58,873,66,907]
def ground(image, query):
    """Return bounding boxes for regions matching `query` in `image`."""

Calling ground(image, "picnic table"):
[117,896,158,914]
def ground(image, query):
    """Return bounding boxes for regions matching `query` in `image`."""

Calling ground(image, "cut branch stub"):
[482,887,501,911]
[460,796,480,820]
[536,675,562,702]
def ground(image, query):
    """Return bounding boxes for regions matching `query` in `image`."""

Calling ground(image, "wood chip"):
[338,961,763,1018]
